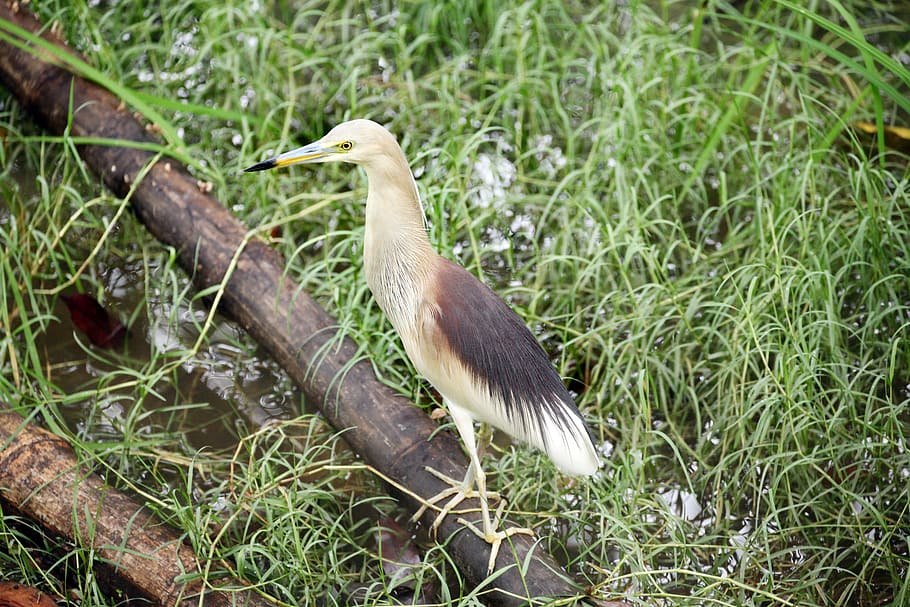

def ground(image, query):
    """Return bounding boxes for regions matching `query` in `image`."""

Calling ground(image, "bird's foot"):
[411,466,500,535]
[457,500,534,574]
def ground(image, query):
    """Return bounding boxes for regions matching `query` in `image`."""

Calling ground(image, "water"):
[35,253,299,457]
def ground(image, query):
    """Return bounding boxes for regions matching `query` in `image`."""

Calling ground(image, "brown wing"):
[419,258,595,467]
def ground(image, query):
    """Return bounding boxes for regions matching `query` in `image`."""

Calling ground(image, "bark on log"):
[0,581,59,607]
[0,4,618,605]
[0,404,274,607]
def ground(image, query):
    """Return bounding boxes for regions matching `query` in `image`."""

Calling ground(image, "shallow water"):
[38,268,298,452]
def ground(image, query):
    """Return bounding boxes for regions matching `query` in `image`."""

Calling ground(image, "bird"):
[245,119,599,572]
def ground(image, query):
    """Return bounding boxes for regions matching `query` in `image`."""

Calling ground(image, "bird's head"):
[244,119,397,172]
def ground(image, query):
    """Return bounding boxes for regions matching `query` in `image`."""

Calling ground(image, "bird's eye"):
[338,141,354,151]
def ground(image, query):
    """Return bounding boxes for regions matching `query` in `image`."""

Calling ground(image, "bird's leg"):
[445,404,534,574]
[411,416,499,532]
[411,461,478,529]
[452,417,534,573]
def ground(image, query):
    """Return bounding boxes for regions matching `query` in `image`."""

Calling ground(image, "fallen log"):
[0,404,273,607]
[0,4,616,604]
[0,581,59,607]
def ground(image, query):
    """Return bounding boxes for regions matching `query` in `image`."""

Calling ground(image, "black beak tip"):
[243,159,277,173]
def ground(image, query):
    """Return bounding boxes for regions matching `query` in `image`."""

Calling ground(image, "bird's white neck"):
[360,149,436,332]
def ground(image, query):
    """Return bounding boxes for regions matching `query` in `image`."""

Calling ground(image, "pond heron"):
[245,119,599,572]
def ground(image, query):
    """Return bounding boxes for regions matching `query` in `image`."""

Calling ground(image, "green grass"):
[2,0,909,605]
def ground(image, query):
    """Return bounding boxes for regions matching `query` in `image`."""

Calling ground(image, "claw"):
[412,466,501,532]
[414,412,533,574]
[459,499,534,573]
[414,465,533,573]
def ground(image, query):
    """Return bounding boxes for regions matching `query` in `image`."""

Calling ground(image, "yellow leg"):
[413,402,533,574]
[412,460,489,529]
[411,417,500,530]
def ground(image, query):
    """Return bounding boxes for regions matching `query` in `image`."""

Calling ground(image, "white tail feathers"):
[534,406,599,476]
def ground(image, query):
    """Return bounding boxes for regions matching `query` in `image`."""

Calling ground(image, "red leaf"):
[61,292,126,349]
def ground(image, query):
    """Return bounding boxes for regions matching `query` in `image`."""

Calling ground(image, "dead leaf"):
[853,121,910,154]
[376,515,421,587]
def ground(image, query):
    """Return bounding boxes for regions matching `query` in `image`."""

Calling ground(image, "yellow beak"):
[244,141,330,172]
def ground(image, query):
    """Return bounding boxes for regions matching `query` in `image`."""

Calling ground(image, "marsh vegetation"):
[1,1,909,605]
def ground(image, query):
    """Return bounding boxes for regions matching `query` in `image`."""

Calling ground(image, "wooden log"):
[0,581,59,607]
[0,404,274,607]
[0,4,618,605]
